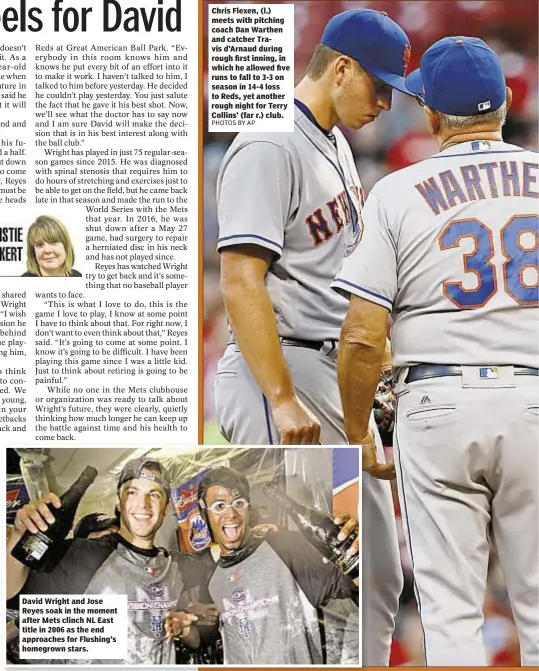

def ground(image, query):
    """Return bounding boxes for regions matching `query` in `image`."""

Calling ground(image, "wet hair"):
[26,215,75,276]
[305,43,363,81]
[198,467,250,506]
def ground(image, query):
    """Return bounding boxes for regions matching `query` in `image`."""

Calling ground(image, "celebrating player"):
[214,9,416,665]
[335,37,538,665]
[197,467,359,665]
[7,459,218,664]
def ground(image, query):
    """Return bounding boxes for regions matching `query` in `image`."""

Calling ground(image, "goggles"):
[203,497,250,515]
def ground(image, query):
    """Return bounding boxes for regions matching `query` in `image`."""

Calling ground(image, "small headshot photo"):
[22,215,82,277]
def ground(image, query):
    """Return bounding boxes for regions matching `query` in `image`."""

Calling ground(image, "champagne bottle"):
[262,482,359,580]
[11,466,98,572]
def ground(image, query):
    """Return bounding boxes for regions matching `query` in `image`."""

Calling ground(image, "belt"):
[280,338,337,351]
[406,364,539,383]
[229,338,337,352]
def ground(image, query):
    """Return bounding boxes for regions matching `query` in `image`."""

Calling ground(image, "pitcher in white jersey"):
[334,36,538,666]
[214,9,417,665]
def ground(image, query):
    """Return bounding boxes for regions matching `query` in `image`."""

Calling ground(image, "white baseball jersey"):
[217,104,364,340]
[333,140,539,369]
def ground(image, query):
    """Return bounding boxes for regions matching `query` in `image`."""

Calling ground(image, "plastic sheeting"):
[29,447,341,551]
[7,446,360,665]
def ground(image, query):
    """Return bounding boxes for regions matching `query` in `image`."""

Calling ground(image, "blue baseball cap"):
[405,36,506,116]
[321,9,412,95]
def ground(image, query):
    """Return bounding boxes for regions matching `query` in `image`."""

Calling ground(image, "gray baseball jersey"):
[334,139,539,665]
[334,140,538,369]
[217,104,364,340]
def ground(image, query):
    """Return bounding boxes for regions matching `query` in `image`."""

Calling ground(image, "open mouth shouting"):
[221,522,242,543]
[203,484,251,555]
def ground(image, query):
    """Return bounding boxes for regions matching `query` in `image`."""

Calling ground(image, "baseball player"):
[214,9,415,665]
[7,459,218,664]
[197,467,359,665]
[334,36,538,666]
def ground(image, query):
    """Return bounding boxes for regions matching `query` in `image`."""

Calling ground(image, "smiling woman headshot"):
[22,215,82,277]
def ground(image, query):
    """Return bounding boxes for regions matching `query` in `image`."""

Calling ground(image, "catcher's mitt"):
[373,368,395,444]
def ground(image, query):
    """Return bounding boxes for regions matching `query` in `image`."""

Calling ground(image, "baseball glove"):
[373,368,395,444]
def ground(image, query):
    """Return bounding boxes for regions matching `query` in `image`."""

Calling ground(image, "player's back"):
[375,139,538,368]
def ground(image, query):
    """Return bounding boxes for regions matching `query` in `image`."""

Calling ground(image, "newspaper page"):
[3,3,361,665]
[3,0,538,669]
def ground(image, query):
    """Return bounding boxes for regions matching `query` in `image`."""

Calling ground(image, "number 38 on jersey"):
[438,214,539,308]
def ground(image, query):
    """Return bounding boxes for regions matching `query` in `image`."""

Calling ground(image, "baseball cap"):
[73,512,118,539]
[405,36,506,116]
[197,467,250,506]
[117,458,171,497]
[321,9,412,94]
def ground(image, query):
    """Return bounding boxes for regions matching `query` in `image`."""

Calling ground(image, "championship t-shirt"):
[208,530,358,665]
[18,533,215,665]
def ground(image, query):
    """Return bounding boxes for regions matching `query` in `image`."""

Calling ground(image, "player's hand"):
[271,396,321,444]
[361,429,396,480]
[334,514,360,586]
[334,514,359,557]
[14,493,62,536]
[164,611,198,642]
[184,603,219,628]
[252,523,280,537]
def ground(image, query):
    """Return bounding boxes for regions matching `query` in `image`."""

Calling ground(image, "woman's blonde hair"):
[26,216,75,276]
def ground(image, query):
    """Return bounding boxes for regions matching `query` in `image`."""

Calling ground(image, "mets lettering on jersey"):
[333,140,539,370]
[305,185,363,247]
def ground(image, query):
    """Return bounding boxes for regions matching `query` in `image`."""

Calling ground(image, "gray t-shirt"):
[208,531,358,665]
[83,543,183,664]
[217,104,364,340]
[19,534,214,665]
